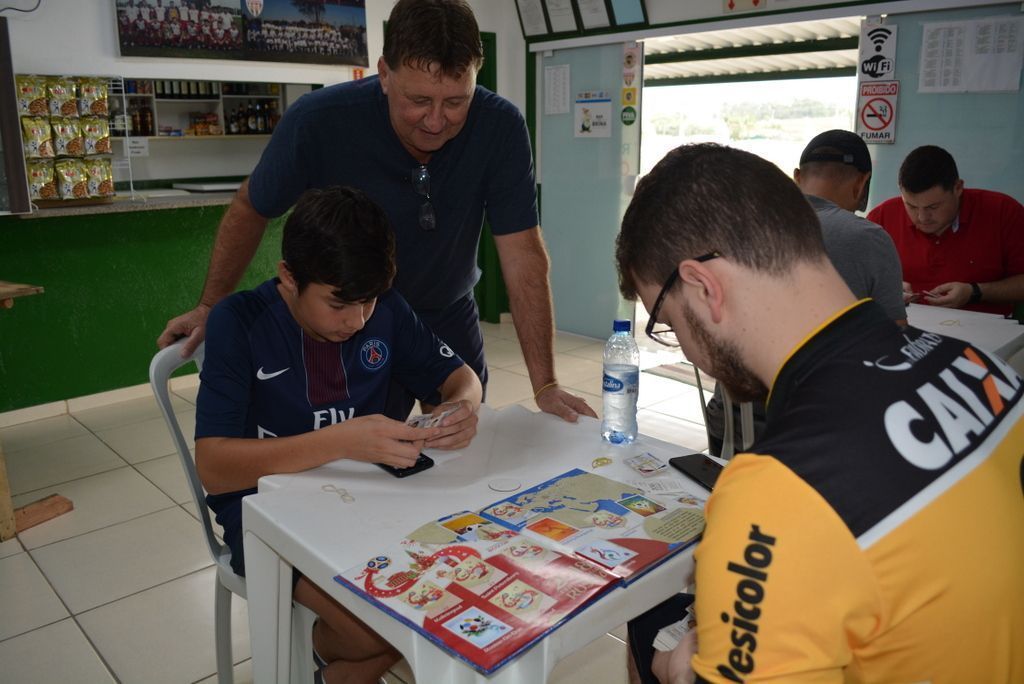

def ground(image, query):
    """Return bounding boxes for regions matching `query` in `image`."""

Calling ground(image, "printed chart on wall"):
[919,17,1024,93]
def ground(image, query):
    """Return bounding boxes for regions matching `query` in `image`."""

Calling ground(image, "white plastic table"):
[243,405,703,683]
[907,303,1024,359]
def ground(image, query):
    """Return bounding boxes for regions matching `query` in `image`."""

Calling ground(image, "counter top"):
[21,191,236,220]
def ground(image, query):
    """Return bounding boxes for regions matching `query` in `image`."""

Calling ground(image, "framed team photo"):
[114,0,368,67]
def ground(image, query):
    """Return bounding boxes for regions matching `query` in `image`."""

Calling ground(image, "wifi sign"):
[860,23,898,79]
[868,27,892,52]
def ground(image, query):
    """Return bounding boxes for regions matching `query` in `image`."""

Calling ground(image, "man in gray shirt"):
[704,130,905,456]
[795,129,906,323]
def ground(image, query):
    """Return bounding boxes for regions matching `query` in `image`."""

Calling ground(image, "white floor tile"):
[195,658,252,684]
[483,337,525,369]
[95,409,195,465]
[485,368,536,408]
[645,385,713,426]
[71,394,189,432]
[0,618,114,683]
[505,354,604,389]
[637,410,708,453]
[0,552,69,641]
[78,566,248,684]
[0,536,23,559]
[0,414,89,453]
[172,383,200,405]
[549,634,627,684]
[31,507,212,614]
[638,374,698,409]
[4,433,126,497]
[479,320,518,341]
[134,452,194,504]
[12,466,176,550]
[554,332,602,353]
[563,342,606,364]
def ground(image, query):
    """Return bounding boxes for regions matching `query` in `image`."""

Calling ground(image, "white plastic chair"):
[149,340,317,684]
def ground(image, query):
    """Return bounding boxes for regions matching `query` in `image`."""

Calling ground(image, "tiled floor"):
[0,320,709,684]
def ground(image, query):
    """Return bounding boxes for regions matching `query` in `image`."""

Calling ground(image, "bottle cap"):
[613,319,631,333]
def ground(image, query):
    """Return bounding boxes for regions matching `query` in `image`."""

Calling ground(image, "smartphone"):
[669,453,723,491]
[376,453,435,478]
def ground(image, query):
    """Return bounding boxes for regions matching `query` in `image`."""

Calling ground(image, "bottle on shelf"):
[109,94,126,137]
[170,80,181,99]
[255,101,266,133]
[228,108,239,135]
[155,80,164,98]
[139,103,154,136]
[267,100,280,132]
[601,319,639,444]
[246,100,257,134]
[129,103,141,137]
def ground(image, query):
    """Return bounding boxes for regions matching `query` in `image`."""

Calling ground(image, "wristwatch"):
[968,282,983,304]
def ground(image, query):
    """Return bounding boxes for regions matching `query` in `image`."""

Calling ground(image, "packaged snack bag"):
[15,75,48,116]
[84,157,115,197]
[26,160,57,201]
[51,116,85,157]
[21,116,54,158]
[55,158,89,199]
[80,116,111,154]
[78,78,109,117]
[47,76,78,117]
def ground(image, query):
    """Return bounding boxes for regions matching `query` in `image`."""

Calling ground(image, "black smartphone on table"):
[669,452,723,491]
[376,453,435,478]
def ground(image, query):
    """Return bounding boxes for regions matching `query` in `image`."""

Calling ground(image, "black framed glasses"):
[645,251,720,347]
[411,165,436,231]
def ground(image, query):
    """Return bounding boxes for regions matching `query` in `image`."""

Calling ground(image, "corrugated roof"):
[643,17,861,82]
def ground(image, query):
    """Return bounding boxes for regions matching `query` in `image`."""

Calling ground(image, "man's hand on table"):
[536,385,598,423]
[424,400,479,450]
[921,281,972,308]
[651,630,697,684]
[1,298,13,310]
[157,303,212,356]
[334,415,438,468]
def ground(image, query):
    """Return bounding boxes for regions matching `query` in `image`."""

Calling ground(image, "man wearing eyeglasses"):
[158,0,596,425]
[618,143,1023,683]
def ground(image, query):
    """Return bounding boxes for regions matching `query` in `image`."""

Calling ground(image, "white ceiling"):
[642,17,861,82]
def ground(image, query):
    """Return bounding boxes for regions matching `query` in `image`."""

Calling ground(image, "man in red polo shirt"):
[868,145,1024,317]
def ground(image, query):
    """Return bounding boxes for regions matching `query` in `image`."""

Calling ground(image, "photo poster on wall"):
[114,0,369,67]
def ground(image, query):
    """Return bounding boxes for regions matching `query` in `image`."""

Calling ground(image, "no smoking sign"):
[856,80,899,144]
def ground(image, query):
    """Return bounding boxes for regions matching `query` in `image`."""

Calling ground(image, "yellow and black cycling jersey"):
[692,300,1024,684]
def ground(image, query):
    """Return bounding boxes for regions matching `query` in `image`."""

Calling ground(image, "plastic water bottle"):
[602,319,639,444]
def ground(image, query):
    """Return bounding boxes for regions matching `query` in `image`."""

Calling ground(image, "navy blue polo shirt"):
[246,76,539,310]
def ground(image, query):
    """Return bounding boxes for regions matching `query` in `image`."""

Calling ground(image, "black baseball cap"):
[799,130,872,174]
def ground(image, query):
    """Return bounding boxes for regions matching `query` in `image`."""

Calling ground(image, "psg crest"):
[361,339,389,371]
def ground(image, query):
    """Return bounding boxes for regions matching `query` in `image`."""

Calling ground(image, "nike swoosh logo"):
[256,367,289,380]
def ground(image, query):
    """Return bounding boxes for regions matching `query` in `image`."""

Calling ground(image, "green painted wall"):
[0,207,284,412]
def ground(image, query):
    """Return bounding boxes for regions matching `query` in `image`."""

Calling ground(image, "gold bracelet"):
[533,381,559,400]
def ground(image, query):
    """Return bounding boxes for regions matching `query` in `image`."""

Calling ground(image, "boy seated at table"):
[194,185,482,684]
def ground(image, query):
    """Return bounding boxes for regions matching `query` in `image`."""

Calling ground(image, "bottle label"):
[602,369,638,394]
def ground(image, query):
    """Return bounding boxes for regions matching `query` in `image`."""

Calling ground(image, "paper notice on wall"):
[575,91,612,138]
[919,17,1023,93]
[544,65,571,115]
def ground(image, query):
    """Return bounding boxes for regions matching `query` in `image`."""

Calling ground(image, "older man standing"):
[868,145,1024,316]
[157,0,595,424]
[619,143,1023,684]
